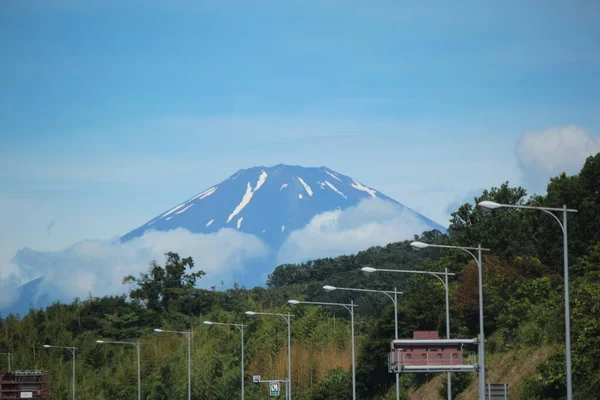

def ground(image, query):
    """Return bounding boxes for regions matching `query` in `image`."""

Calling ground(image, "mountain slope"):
[121,164,445,253]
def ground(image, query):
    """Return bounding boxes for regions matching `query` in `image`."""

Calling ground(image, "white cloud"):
[2,228,268,310]
[515,125,600,190]
[276,198,433,265]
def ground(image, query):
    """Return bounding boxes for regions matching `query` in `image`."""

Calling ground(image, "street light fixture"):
[360,266,455,400]
[323,284,403,400]
[203,321,246,400]
[323,284,402,400]
[96,340,141,400]
[153,328,192,400]
[405,242,489,400]
[245,311,293,400]
[43,345,76,400]
[287,299,357,400]
[477,200,577,400]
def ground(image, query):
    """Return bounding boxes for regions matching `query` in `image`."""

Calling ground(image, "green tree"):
[123,252,205,312]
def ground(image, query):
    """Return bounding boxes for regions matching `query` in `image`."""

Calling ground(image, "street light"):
[359,266,456,400]
[96,340,141,400]
[43,345,76,400]
[154,329,192,400]
[408,241,489,400]
[245,311,293,400]
[0,352,11,373]
[324,285,402,400]
[477,200,577,400]
[203,321,246,400]
[287,299,357,400]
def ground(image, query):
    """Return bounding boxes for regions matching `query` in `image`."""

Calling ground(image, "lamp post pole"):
[96,340,141,400]
[288,299,357,400]
[43,345,76,400]
[322,285,402,400]
[478,200,577,400]
[154,329,192,400]
[0,353,10,373]
[246,311,293,400]
[406,241,489,400]
[203,321,247,400]
[360,266,455,399]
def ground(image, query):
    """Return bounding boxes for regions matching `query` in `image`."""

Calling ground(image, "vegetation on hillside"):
[1,153,599,399]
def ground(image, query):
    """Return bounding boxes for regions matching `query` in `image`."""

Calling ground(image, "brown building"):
[389,331,478,373]
[397,331,462,366]
[0,370,50,400]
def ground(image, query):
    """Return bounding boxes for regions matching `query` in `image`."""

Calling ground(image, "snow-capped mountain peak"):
[119,164,445,286]
[121,164,413,241]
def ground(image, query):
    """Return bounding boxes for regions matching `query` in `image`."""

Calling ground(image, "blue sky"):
[1,0,599,288]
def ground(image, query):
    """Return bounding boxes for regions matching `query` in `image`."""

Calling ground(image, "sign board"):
[486,383,508,400]
[20,393,33,399]
[269,382,280,396]
[252,375,261,383]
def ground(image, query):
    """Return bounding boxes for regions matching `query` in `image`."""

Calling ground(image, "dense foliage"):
[1,153,599,399]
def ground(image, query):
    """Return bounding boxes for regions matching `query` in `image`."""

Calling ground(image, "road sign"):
[269,382,280,396]
[252,375,261,383]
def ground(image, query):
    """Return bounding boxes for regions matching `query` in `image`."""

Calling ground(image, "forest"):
[1,153,599,399]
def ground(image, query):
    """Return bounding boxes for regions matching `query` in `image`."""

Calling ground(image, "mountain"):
[120,164,446,286]
[2,164,445,317]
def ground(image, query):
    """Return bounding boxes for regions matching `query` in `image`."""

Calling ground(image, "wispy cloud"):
[3,228,268,310]
[515,125,600,192]
[277,198,433,264]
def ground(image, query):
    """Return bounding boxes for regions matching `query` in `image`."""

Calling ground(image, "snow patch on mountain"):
[351,180,377,198]
[324,181,347,199]
[190,186,217,201]
[227,170,268,223]
[161,203,186,218]
[297,177,313,196]
[325,170,342,181]
[176,204,194,215]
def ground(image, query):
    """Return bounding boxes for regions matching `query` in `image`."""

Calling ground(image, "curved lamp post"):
[246,311,293,400]
[288,299,357,400]
[43,345,76,400]
[96,340,141,400]
[323,285,402,400]
[203,321,246,400]
[478,200,577,400]
[360,266,456,400]
[407,241,489,400]
[154,329,192,400]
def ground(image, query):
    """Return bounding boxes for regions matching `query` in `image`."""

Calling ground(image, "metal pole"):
[563,205,572,400]
[478,244,485,400]
[287,312,292,400]
[351,300,356,400]
[394,288,400,400]
[72,349,76,400]
[446,267,451,400]
[240,325,245,400]
[187,334,191,400]
[137,342,141,400]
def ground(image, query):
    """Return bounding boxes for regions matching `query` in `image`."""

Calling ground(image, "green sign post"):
[269,382,280,396]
